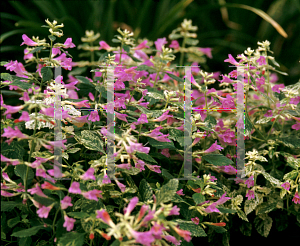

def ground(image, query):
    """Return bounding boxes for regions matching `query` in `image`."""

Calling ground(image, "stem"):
[153,66,161,88]
[52,207,60,235]
[25,106,38,193]
[179,35,187,67]
[119,41,123,65]
[137,124,142,142]
[49,40,53,60]
[265,51,271,108]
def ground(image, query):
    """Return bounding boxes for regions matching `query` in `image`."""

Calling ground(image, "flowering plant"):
[1,18,300,246]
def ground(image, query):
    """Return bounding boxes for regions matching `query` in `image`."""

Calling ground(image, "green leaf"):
[207,224,227,233]
[202,154,234,166]
[139,179,153,202]
[161,168,174,180]
[216,206,237,214]
[244,194,259,215]
[14,165,34,186]
[135,152,158,164]
[192,193,205,204]
[287,156,300,169]
[1,231,6,240]
[166,73,184,83]
[204,115,217,129]
[279,137,300,148]
[110,240,121,246]
[7,216,20,228]
[255,117,273,124]
[67,212,89,219]
[127,54,142,62]
[136,65,156,73]
[236,209,249,222]
[28,47,45,54]
[185,38,199,46]
[275,213,288,231]
[147,137,176,150]
[11,226,44,238]
[175,219,207,237]
[123,44,130,53]
[156,179,179,205]
[1,61,9,66]
[168,128,185,145]
[256,202,277,215]
[1,201,20,212]
[1,73,12,81]
[283,170,298,180]
[18,237,32,246]
[239,222,252,236]
[112,38,121,43]
[33,195,56,207]
[80,130,105,154]
[260,171,281,186]
[254,214,273,238]
[9,80,33,90]
[245,115,253,137]
[48,35,56,42]
[116,167,140,175]
[75,76,94,86]
[41,67,53,82]
[57,232,85,246]
[145,92,165,100]
[1,141,25,160]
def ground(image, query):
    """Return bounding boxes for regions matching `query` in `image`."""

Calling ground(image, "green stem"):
[52,207,60,235]
[153,66,161,88]
[25,106,38,193]
[137,124,142,142]
[119,41,123,65]
[49,40,53,60]
[179,35,187,67]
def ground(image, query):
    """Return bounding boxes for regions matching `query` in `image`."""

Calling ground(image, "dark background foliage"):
[1,0,300,86]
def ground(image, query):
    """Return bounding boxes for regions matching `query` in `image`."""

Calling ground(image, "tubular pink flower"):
[245,176,254,188]
[63,215,76,231]
[246,190,255,200]
[124,196,139,216]
[116,180,126,192]
[36,169,47,179]
[137,204,149,223]
[88,111,100,122]
[115,111,128,123]
[161,148,170,158]
[1,191,18,197]
[168,205,180,216]
[215,192,231,205]
[3,105,24,115]
[150,222,166,239]
[63,38,76,48]
[129,228,155,246]
[80,168,96,180]
[37,205,52,218]
[204,141,224,153]
[154,37,167,52]
[68,182,81,194]
[99,41,111,51]
[163,235,181,246]
[199,47,213,59]
[27,183,48,198]
[24,48,34,60]
[96,209,115,227]
[292,192,300,204]
[70,99,90,108]
[203,203,220,213]
[173,226,191,242]
[133,40,150,50]
[224,54,239,66]
[191,217,199,225]
[20,34,38,46]
[271,84,285,93]
[88,92,95,101]
[292,122,300,130]
[281,182,290,191]
[145,164,161,173]
[0,154,20,166]
[169,40,180,50]
[153,110,173,122]
[61,196,73,209]
[176,189,185,196]
[82,190,103,201]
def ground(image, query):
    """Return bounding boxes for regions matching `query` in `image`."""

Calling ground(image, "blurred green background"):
[1,0,300,86]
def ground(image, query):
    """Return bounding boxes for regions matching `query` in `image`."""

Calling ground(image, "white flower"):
[62,105,81,116]
[25,113,55,130]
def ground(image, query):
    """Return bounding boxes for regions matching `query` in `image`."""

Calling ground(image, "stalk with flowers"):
[1,18,300,246]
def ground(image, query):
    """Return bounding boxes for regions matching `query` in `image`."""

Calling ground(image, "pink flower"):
[63,38,76,48]
[256,76,265,92]
[68,182,81,194]
[63,215,76,231]
[2,126,28,144]
[115,111,128,123]
[215,192,231,205]
[204,141,224,153]
[129,229,155,246]
[169,40,180,50]
[219,129,236,144]
[70,99,90,108]
[209,174,217,182]
[256,56,266,66]
[264,110,273,117]
[80,168,96,180]
[124,196,139,216]
[290,96,300,105]
[0,154,20,166]
[20,34,38,46]
[24,48,34,60]
[173,226,191,242]
[137,205,149,223]
[191,217,199,225]
[61,196,73,209]
[292,192,300,204]
[19,111,31,121]
[216,165,237,175]
[150,222,166,239]
[102,174,111,184]
[154,37,167,52]
[161,149,170,158]
[116,180,126,192]
[292,122,300,130]
[3,105,24,115]
[135,159,146,171]
[145,164,161,173]
[199,47,213,59]
[96,209,115,227]
[245,176,254,188]
[99,41,111,51]
[220,94,235,108]
[133,40,150,50]
[203,203,220,213]
[88,92,95,101]
[153,110,173,122]
[1,191,18,197]
[219,75,233,83]
[271,84,285,93]
[82,190,103,201]
[36,169,47,179]
[164,235,181,246]
[88,111,100,122]
[124,139,150,154]
[246,190,255,200]
[281,182,290,191]
[224,54,239,66]
[37,205,52,218]
[136,114,148,125]
[168,205,180,216]
[176,189,185,196]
